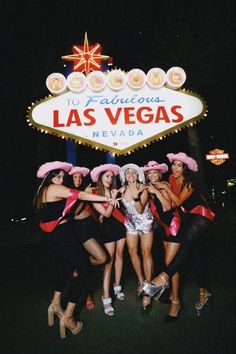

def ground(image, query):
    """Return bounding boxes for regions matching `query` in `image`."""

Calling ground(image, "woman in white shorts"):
[119,163,154,313]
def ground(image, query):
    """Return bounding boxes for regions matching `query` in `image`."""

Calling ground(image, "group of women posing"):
[34,151,215,339]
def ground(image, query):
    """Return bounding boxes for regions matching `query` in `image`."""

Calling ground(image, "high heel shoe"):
[59,316,84,339]
[157,282,171,304]
[142,275,168,301]
[136,282,144,302]
[194,291,212,316]
[113,285,125,300]
[164,300,181,322]
[101,297,115,316]
[48,302,64,326]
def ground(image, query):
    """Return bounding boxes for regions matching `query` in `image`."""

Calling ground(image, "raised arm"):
[49,184,111,203]
[146,183,172,210]
[157,182,193,206]
[128,182,148,213]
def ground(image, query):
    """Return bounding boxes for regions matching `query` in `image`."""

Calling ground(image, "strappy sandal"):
[59,316,83,339]
[136,281,144,300]
[113,285,125,300]
[101,297,115,316]
[165,300,181,322]
[194,291,212,316]
[142,274,169,301]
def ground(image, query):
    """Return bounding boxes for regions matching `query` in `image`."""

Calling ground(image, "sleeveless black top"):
[40,200,66,222]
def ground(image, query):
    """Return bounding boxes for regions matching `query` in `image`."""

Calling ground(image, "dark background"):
[0,3,235,353]
[0,0,235,213]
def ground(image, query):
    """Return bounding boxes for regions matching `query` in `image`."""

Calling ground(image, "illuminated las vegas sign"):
[27,33,207,155]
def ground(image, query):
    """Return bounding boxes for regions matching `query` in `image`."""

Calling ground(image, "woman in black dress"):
[90,164,126,316]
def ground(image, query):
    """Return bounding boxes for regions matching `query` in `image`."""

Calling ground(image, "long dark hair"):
[180,164,197,191]
[67,173,90,192]
[33,169,67,209]
[97,171,117,196]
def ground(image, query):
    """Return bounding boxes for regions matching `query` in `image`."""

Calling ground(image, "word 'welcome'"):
[46,67,186,95]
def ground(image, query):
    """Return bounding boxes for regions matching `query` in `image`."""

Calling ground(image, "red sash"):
[169,174,181,195]
[39,189,79,232]
[112,208,127,224]
[85,188,126,224]
[181,205,215,221]
[150,201,180,236]
[83,188,99,220]
[169,175,215,221]
[84,188,126,224]
[101,201,126,224]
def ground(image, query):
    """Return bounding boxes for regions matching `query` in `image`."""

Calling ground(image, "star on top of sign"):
[61,32,110,76]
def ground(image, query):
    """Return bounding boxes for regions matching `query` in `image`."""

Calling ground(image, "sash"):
[101,201,126,224]
[169,175,215,221]
[181,205,215,221]
[169,174,181,195]
[81,203,99,223]
[112,208,127,224]
[86,188,126,224]
[39,189,79,232]
[150,201,180,236]
[83,188,100,221]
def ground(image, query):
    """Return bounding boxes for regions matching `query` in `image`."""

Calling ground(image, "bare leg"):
[149,272,169,287]
[163,241,180,317]
[195,288,210,306]
[140,231,154,281]
[51,291,64,317]
[83,238,108,265]
[126,233,143,284]
[101,242,115,316]
[59,302,83,338]
[102,242,115,297]
[64,302,77,329]
[140,231,154,308]
[114,238,126,286]
[113,238,126,300]
[164,241,180,296]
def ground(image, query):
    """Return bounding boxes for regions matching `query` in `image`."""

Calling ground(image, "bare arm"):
[47,184,111,203]
[160,182,194,206]
[92,188,120,217]
[78,190,111,202]
[130,183,148,213]
[92,201,114,218]
[146,183,172,210]
[135,188,149,213]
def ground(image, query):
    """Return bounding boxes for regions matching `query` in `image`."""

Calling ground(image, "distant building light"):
[227,178,236,188]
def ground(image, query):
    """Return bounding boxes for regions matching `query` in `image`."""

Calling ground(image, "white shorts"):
[124,210,154,235]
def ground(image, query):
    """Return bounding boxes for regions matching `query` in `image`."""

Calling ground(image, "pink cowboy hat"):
[167,152,198,172]
[37,161,73,179]
[90,164,121,182]
[69,166,90,177]
[142,160,168,174]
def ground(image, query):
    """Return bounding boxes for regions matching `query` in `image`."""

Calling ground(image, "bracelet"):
[133,196,140,202]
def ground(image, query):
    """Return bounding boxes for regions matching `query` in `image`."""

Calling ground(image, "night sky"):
[0,0,235,213]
